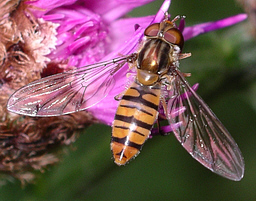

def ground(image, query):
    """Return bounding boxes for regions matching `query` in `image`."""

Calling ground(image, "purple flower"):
[79,0,246,126]
[23,0,246,127]
[0,0,247,183]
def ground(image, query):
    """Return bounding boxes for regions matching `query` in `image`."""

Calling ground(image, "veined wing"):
[7,56,131,117]
[166,71,244,181]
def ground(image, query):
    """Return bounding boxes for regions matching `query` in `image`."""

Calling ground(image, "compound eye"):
[164,28,184,49]
[144,23,160,37]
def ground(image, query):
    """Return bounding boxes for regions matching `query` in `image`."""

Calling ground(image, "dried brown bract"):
[0,0,96,185]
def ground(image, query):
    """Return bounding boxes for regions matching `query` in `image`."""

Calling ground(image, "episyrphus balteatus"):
[7,13,244,181]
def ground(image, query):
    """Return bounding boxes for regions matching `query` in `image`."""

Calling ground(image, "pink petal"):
[82,0,155,23]
[26,0,77,17]
[183,14,247,40]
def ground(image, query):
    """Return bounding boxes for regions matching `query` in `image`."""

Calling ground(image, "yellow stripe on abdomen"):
[111,81,161,165]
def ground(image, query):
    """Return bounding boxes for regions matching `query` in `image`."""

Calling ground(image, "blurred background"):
[1,0,256,200]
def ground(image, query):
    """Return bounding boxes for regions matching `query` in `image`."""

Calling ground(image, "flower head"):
[0,0,246,184]
[86,0,247,126]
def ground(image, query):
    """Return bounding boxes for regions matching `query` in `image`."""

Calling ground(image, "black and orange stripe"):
[111,80,161,165]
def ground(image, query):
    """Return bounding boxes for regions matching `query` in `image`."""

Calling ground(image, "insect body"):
[111,17,184,165]
[111,81,161,165]
[7,14,244,181]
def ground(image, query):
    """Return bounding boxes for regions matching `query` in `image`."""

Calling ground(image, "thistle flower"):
[0,0,246,184]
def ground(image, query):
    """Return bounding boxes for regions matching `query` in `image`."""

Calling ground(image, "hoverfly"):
[7,13,244,181]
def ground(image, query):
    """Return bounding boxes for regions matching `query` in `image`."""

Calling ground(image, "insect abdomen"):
[111,81,161,165]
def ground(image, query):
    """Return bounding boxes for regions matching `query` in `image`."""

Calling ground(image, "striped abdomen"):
[111,81,161,165]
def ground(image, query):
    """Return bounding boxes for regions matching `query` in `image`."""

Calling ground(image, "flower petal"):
[108,15,155,52]
[84,0,155,22]
[152,0,171,23]
[183,14,247,40]
[27,0,77,17]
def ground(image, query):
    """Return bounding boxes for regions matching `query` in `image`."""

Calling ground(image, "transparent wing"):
[165,71,244,181]
[7,56,131,117]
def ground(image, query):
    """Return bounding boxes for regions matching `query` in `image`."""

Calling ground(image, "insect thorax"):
[136,38,180,86]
